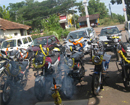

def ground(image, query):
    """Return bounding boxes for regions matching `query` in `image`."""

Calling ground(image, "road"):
[1,24,129,105]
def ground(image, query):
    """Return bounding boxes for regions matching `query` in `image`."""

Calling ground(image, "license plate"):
[105,42,108,44]
[127,52,130,56]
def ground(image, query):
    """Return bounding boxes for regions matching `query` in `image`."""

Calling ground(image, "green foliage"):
[41,14,69,39]
[111,0,130,20]
[0,5,10,20]
[111,13,125,23]
[8,0,77,29]
[88,0,108,19]
[99,17,120,25]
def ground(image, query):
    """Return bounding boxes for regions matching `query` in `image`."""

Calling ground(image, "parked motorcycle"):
[62,36,85,99]
[117,42,130,90]
[33,44,61,101]
[90,40,104,59]
[91,52,111,96]
[0,54,29,105]
[106,35,121,61]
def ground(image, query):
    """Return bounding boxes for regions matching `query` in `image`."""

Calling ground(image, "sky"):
[0,0,124,16]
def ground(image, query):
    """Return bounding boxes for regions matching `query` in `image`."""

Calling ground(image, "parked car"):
[98,26,122,51]
[28,35,60,52]
[0,35,33,51]
[125,21,130,42]
[63,27,96,54]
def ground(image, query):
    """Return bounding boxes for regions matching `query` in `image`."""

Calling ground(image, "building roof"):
[0,18,31,30]
[78,14,99,22]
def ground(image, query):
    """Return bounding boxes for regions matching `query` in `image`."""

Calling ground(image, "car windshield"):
[31,38,47,46]
[100,27,120,36]
[67,31,87,40]
[1,40,16,48]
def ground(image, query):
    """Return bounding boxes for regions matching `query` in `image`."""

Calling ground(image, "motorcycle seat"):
[70,52,83,60]
[49,53,59,64]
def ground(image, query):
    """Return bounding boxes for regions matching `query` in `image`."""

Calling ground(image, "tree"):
[0,5,10,20]
[8,0,77,29]
[88,0,108,19]
[41,14,69,39]
[78,0,108,19]
[111,0,130,20]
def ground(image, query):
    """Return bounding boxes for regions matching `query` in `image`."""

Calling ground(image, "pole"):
[83,0,90,27]
[122,0,128,21]
[109,4,112,19]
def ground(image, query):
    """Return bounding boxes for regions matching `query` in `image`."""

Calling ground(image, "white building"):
[0,18,31,39]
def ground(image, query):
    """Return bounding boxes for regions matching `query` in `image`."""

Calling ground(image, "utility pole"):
[122,0,128,21]
[109,3,112,19]
[83,0,90,27]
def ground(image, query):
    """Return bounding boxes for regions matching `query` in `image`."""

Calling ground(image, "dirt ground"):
[1,24,130,105]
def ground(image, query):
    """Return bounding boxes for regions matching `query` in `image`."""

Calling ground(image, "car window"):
[51,36,56,42]
[67,31,87,40]
[87,28,92,35]
[28,37,32,42]
[22,38,28,44]
[100,27,120,36]
[1,40,16,48]
[48,38,52,44]
[17,39,22,46]
[31,38,47,46]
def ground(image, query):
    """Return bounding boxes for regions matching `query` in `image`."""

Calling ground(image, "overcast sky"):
[0,0,124,16]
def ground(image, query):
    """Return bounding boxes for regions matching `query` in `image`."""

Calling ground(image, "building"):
[78,14,100,28]
[0,18,31,38]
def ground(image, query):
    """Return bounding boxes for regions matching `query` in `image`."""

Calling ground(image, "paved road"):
[1,24,129,105]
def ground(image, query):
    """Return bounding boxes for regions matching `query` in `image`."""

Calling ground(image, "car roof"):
[69,27,92,33]
[35,35,55,39]
[4,35,32,41]
[102,26,118,29]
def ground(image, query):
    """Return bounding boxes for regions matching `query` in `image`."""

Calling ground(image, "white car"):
[0,35,33,51]
[125,21,130,42]
[64,27,96,54]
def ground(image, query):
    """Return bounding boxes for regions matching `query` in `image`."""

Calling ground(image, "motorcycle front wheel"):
[62,76,74,99]
[115,48,119,61]
[92,73,101,96]
[34,76,46,101]
[2,82,12,105]
[122,68,130,90]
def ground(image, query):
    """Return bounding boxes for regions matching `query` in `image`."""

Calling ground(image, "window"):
[17,39,22,46]
[14,33,18,35]
[1,40,16,48]
[51,36,56,42]
[48,38,52,44]
[22,38,28,44]
[28,37,32,42]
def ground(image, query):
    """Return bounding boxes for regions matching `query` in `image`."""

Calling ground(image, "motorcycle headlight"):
[76,44,80,51]
[94,56,100,63]
[67,58,73,67]
[114,38,118,42]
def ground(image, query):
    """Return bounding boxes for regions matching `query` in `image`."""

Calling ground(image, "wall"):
[0,29,4,38]
[1,29,27,38]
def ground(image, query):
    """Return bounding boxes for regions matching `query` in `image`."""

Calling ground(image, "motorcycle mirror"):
[53,78,56,85]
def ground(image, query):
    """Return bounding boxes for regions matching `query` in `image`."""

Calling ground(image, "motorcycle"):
[117,42,130,90]
[91,51,111,96]
[62,36,85,99]
[33,44,62,101]
[90,39,104,59]
[105,35,121,61]
[0,53,29,105]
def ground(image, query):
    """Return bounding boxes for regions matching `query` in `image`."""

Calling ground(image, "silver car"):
[64,27,96,53]
[98,26,122,51]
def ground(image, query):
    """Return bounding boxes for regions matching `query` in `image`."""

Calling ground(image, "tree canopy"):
[111,0,130,19]
[78,0,108,19]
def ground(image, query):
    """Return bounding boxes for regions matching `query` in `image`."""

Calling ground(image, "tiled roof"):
[0,18,31,30]
[78,14,99,22]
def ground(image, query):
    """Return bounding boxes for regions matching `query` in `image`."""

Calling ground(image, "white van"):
[0,35,33,51]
